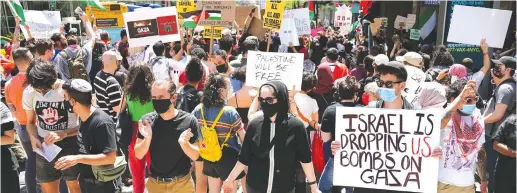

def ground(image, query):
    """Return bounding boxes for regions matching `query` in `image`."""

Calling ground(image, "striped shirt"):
[93,71,122,122]
[191,105,243,152]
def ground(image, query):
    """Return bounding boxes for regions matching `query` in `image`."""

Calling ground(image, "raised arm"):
[479,39,490,75]
[441,80,476,129]
[79,12,95,40]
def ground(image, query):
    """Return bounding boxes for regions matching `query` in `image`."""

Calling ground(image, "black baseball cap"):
[492,56,516,69]
[376,61,408,81]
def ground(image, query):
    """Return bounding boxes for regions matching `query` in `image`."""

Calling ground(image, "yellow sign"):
[86,3,128,28]
[177,0,196,19]
[263,0,285,30]
[203,26,223,39]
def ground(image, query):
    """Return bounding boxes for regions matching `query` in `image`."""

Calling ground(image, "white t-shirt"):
[467,71,484,89]
[294,93,319,128]
[438,109,485,187]
[22,82,79,138]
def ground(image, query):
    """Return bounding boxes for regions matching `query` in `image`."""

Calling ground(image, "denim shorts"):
[36,137,80,182]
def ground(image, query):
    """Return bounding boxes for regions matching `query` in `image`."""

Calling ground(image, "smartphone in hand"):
[74,7,84,16]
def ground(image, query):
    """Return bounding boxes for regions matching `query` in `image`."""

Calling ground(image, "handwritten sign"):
[196,1,236,27]
[177,0,196,19]
[334,107,440,193]
[279,18,299,46]
[246,51,304,89]
[394,15,406,29]
[410,29,421,40]
[283,8,311,35]
[235,6,260,29]
[23,11,61,39]
[263,0,286,30]
[203,26,223,39]
[334,5,352,28]
[124,7,180,48]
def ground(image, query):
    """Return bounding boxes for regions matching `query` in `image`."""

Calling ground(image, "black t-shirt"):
[321,102,357,142]
[309,91,335,121]
[137,110,201,178]
[176,85,203,113]
[77,109,118,178]
[492,114,516,177]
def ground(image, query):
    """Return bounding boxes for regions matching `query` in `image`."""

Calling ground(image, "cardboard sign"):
[279,18,299,46]
[124,7,180,48]
[22,11,61,39]
[203,26,223,39]
[334,107,440,193]
[283,8,311,35]
[177,0,196,19]
[235,6,260,29]
[405,14,416,29]
[447,5,512,49]
[263,0,286,30]
[410,29,421,40]
[311,27,324,37]
[334,5,352,28]
[196,1,236,27]
[246,51,304,90]
[394,15,406,29]
[246,17,267,38]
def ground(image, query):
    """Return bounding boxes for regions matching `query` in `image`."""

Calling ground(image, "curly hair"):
[433,45,454,67]
[231,66,246,83]
[27,58,57,89]
[124,61,155,104]
[202,72,227,107]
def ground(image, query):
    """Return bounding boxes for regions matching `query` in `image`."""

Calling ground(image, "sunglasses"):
[376,80,402,88]
[464,96,479,104]
[258,97,276,104]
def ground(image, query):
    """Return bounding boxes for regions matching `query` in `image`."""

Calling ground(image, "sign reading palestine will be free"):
[263,0,286,30]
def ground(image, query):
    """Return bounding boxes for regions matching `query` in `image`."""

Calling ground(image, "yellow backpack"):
[199,105,232,162]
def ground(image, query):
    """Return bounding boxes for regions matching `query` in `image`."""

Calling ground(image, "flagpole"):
[209,26,214,57]
[266,30,272,52]
[6,0,18,18]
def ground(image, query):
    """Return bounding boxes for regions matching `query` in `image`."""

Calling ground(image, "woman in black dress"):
[222,81,318,193]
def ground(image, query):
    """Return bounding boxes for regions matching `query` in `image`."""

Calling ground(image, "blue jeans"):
[484,135,499,193]
[17,125,69,193]
[318,157,353,193]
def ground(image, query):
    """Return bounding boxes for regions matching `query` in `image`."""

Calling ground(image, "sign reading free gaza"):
[334,107,441,193]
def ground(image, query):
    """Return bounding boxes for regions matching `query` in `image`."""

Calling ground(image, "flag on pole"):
[11,0,26,24]
[180,10,205,28]
[418,7,436,40]
[308,0,314,20]
[82,0,106,11]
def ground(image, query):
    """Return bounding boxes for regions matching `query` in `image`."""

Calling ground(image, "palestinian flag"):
[181,10,204,28]
[308,0,314,20]
[10,0,25,24]
[205,10,221,21]
[82,0,106,11]
[360,0,373,15]
[418,6,436,40]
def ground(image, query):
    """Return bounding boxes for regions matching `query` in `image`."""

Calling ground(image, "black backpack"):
[176,86,202,113]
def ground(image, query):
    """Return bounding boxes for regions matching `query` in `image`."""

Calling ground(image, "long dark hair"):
[202,72,227,107]
[124,62,155,104]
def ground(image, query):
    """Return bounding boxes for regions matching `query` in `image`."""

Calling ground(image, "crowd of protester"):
[0,8,516,193]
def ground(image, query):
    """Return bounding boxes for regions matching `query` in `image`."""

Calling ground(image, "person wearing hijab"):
[311,65,335,120]
[222,81,318,193]
[449,64,468,83]
[418,82,447,110]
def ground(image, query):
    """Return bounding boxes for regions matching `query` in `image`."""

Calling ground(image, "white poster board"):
[334,107,440,193]
[405,14,416,30]
[404,65,426,95]
[279,18,299,46]
[124,7,180,48]
[394,15,406,29]
[447,5,512,49]
[23,11,61,39]
[334,6,352,28]
[283,8,311,35]
[246,51,304,90]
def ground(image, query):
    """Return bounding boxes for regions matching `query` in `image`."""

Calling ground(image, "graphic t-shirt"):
[439,110,485,187]
[22,83,79,137]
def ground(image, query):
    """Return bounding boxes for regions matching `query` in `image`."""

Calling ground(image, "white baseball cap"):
[374,54,389,66]
[396,52,423,68]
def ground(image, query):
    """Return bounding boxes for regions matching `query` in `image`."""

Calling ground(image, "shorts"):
[202,147,245,181]
[36,137,80,182]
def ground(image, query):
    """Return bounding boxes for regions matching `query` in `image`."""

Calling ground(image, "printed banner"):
[203,26,223,39]
[196,1,236,27]
[124,7,180,48]
[235,6,260,29]
[177,0,196,19]
[283,8,311,35]
[410,29,421,40]
[279,18,299,46]
[334,5,352,28]
[263,0,286,30]
[246,51,304,90]
[22,11,61,39]
[334,107,440,193]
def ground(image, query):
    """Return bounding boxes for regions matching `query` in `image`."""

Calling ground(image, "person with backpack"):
[148,41,183,86]
[191,72,246,193]
[134,80,201,193]
[483,56,516,193]
[176,57,204,113]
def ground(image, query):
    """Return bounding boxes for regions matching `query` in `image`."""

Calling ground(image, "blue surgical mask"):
[378,88,398,102]
[460,104,476,115]
[44,89,54,98]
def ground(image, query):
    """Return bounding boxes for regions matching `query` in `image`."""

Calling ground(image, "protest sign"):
[410,29,421,40]
[283,8,311,35]
[235,6,260,29]
[263,0,286,30]
[246,51,304,90]
[177,0,196,19]
[394,15,406,29]
[22,11,61,39]
[246,17,267,38]
[334,5,352,28]
[334,107,440,193]
[311,27,324,37]
[203,26,223,39]
[124,7,180,48]
[447,5,511,49]
[405,14,416,29]
[279,18,299,46]
[196,1,236,27]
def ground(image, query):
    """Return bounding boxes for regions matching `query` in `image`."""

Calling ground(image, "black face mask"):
[64,99,74,113]
[216,64,228,74]
[152,99,172,114]
[260,102,278,118]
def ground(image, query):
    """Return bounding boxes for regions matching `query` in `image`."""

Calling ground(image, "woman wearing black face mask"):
[222,81,318,193]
